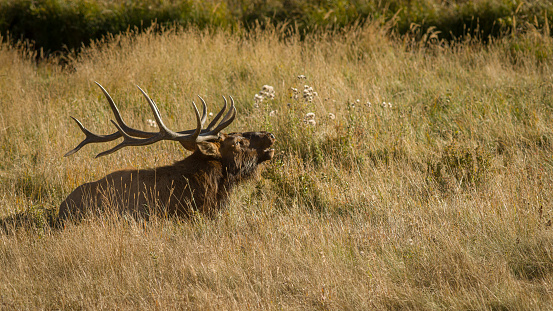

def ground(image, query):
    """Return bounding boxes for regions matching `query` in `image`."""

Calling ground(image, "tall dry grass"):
[1,23,553,309]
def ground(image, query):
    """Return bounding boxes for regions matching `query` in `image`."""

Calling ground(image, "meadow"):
[1,20,553,309]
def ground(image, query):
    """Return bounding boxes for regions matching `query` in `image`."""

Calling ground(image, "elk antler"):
[64,82,236,158]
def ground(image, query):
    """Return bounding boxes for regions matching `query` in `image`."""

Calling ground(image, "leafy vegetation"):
[1,0,552,56]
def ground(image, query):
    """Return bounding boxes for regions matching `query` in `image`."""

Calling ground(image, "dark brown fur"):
[58,131,275,223]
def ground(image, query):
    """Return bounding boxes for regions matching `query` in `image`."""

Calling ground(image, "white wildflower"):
[303,112,316,126]
[269,110,277,117]
[302,85,316,102]
[208,112,214,117]
[146,119,158,128]
[291,87,299,100]
[261,85,275,99]
[367,101,371,108]
[254,85,275,107]
[328,113,336,120]
[297,75,307,79]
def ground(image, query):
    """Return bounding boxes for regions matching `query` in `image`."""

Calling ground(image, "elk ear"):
[196,141,221,159]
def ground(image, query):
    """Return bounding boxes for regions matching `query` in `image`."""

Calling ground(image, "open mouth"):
[259,145,275,162]
[257,133,275,162]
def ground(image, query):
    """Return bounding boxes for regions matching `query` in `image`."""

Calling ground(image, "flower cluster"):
[291,84,318,103]
[254,85,275,107]
[291,87,299,100]
[303,85,317,102]
[348,99,393,108]
[304,112,316,126]
[146,119,158,128]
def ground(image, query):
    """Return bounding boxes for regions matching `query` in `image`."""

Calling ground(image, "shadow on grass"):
[0,207,58,235]
[509,235,553,281]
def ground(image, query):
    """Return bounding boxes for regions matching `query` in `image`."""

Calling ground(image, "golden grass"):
[1,24,553,309]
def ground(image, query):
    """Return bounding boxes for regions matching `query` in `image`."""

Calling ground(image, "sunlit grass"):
[1,23,553,309]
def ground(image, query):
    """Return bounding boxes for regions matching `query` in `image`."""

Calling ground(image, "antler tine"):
[220,96,236,124]
[63,117,122,157]
[96,87,204,157]
[96,121,137,158]
[136,86,203,142]
[136,85,175,136]
[65,83,165,157]
[65,83,134,156]
[97,82,156,138]
[196,96,236,141]
[96,121,164,158]
[175,101,203,151]
[95,82,128,132]
[205,96,227,131]
[197,95,208,127]
[207,96,236,134]
[174,95,228,135]
[189,101,203,140]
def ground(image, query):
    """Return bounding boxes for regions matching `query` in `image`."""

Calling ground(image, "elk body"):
[58,83,275,223]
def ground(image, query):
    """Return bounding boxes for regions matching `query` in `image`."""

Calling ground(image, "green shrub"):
[1,0,552,56]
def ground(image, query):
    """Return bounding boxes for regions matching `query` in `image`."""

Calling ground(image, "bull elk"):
[58,82,275,224]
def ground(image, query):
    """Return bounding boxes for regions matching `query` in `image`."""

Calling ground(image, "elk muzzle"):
[242,131,275,163]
